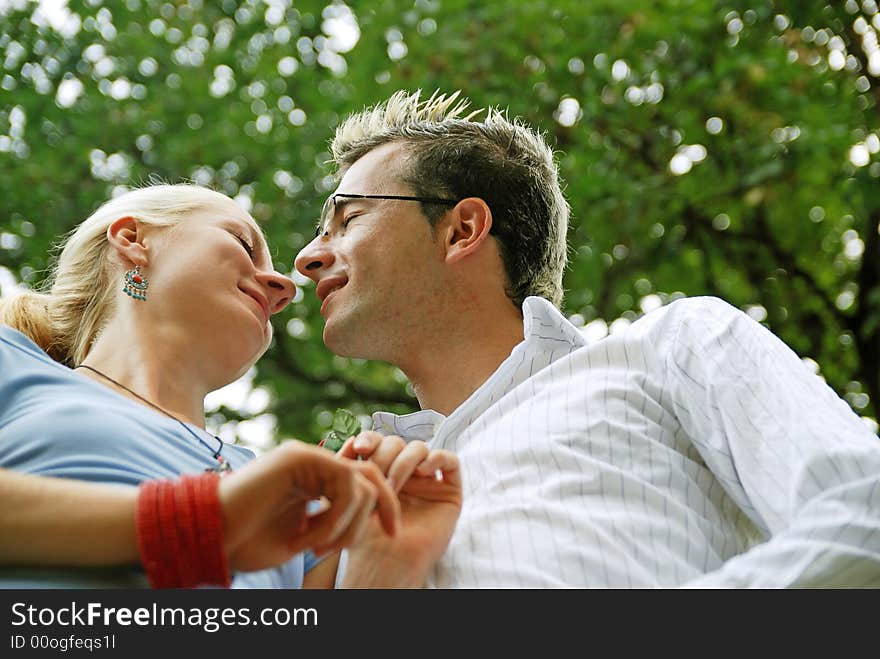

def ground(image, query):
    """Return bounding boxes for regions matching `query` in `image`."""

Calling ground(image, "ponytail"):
[0,291,60,360]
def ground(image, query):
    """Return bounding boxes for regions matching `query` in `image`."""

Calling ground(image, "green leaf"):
[320,408,363,452]
[332,408,362,438]
[322,436,346,453]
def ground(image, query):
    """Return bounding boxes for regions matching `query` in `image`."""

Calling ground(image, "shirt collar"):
[521,295,588,350]
[372,296,586,440]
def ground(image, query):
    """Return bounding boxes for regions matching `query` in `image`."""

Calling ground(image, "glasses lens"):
[316,195,336,236]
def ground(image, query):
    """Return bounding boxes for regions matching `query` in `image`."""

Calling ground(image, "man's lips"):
[240,287,270,323]
[316,276,348,314]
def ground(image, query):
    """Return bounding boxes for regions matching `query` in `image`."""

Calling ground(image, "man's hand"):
[335,431,462,588]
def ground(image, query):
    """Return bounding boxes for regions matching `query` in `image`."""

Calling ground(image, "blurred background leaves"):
[2,0,879,446]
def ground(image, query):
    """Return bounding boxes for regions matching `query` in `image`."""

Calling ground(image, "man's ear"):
[106,216,149,267]
[443,197,493,265]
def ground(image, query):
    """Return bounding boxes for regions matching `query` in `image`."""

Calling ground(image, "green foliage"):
[2,0,879,443]
[321,407,362,452]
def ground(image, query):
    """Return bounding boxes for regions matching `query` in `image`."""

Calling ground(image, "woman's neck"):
[78,318,210,427]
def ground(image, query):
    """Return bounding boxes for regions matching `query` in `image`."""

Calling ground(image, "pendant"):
[206,456,232,474]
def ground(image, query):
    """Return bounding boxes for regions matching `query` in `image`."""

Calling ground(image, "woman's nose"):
[258,270,296,314]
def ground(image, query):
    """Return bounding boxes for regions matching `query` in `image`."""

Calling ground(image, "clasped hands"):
[216,433,461,581]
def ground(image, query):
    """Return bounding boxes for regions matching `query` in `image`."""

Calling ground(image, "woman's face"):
[143,198,295,382]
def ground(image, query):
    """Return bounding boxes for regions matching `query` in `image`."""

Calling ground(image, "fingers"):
[222,440,405,564]
[289,467,372,556]
[224,438,460,566]
[338,431,404,472]
[350,460,401,536]
[308,470,379,556]
[385,441,430,492]
[292,457,400,556]
[338,432,432,492]
[413,449,462,488]
[337,431,459,494]
[335,435,359,459]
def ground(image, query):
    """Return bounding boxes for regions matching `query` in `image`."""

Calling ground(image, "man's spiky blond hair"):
[331,89,569,308]
[333,90,476,159]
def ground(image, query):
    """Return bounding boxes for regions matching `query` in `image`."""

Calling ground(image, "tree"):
[2,0,878,445]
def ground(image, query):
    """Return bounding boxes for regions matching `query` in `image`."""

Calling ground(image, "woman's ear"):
[443,197,493,265]
[106,216,149,267]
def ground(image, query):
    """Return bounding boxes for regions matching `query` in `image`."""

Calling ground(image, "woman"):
[0,184,460,588]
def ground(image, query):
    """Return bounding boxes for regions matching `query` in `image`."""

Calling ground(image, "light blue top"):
[0,324,303,588]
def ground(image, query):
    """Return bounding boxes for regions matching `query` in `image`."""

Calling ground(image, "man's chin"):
[323,338,355,358]
[322,323,350,356]
[322,322,370,359]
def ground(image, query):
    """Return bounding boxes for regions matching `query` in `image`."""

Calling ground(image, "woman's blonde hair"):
[0,184,233,366]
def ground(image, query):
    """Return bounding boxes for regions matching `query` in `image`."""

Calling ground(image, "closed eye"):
[235,233,255,258]
[316,211,363,238]
[341,213,362,230]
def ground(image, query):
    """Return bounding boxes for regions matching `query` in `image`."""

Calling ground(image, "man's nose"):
[294,237,335,281]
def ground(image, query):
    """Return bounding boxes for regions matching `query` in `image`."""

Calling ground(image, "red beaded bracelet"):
[135,473,231,589]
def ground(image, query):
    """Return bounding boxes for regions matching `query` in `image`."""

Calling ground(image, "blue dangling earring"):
[123,265,149,301]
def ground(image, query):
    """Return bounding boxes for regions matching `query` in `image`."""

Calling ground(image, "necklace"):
[74,364,231,473]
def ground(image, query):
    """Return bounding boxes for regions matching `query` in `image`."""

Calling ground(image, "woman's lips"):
[241,287,270,322]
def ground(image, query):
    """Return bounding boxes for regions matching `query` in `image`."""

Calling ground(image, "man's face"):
[294,142,448,362]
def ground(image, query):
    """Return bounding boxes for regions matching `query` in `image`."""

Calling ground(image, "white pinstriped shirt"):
[372,296,880,587]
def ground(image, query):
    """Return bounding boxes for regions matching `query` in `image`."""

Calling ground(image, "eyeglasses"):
[316,193,459,237]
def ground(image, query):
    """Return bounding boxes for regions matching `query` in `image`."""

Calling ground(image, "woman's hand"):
[218,440,400,573]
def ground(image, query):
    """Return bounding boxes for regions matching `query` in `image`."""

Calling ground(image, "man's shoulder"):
[632,296,779,365]
[661,295,740,320]
[629,295,737,331]
[618,296,746,350]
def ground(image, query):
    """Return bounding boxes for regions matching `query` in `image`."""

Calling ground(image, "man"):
[294,90,880,587]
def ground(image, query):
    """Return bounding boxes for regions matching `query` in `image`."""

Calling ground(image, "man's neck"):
[402,301,525,417]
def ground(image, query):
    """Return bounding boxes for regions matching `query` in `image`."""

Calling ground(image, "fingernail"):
[386,476,397,491]
[353,436,370,450]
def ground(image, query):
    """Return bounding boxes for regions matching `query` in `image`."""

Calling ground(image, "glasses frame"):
[316,193,459,237]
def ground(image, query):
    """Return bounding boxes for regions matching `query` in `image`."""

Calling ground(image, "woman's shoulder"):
[0,323,57,367]
[0,323,54,361]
